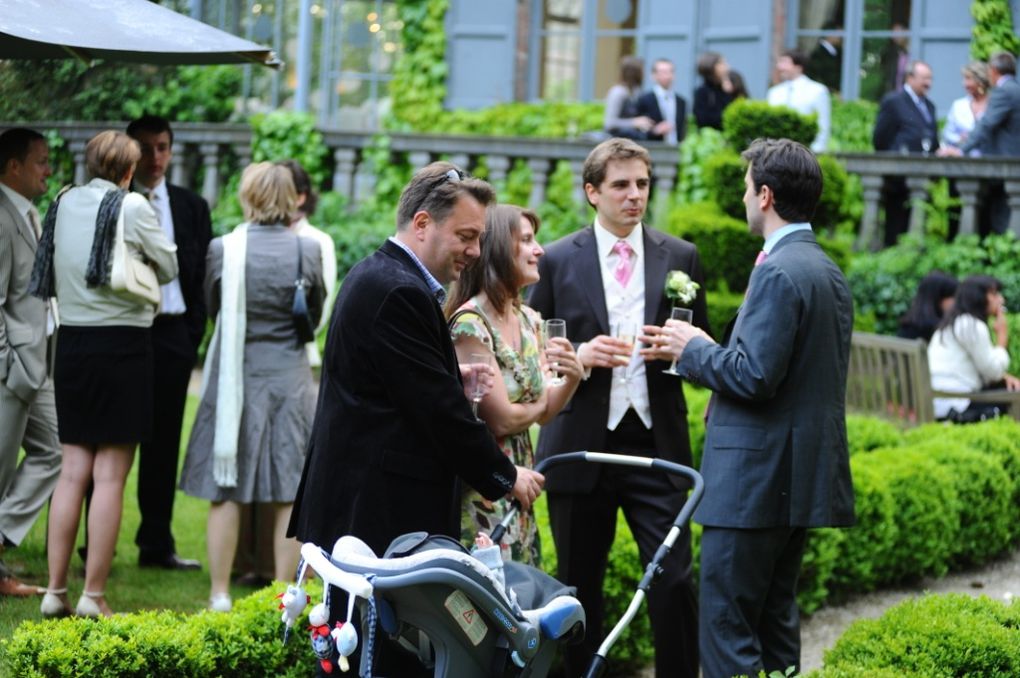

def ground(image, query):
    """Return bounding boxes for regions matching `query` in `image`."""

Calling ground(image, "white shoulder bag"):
[109,196,162,306]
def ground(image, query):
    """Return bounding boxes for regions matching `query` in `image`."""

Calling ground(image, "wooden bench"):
[846,331,1020,426]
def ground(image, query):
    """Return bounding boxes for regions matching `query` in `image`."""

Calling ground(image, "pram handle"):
[300,542,375,599]
[490,451,704,547]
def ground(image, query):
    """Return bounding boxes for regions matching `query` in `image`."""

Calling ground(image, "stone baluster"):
[652,160,678,225]
[449,153,470,173]
[199,144,220,209]
[170,144,188,187]
[955,179,982,237]
[407,151,431,174]
[233,143,252,172]
[486,154,511,187]
[70,139,87,185]
[569,158,586,217]
[856,174,884,251]
[1006,179,1020,237]
[527,158,551,209]
[353,154,378,206]
[905,176,929,238]
[332,148,357,203]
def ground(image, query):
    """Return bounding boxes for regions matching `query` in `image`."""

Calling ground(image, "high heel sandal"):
[40,588,73,618]
[75,590,108,618]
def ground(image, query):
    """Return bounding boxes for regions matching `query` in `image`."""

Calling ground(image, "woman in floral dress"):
[445,205,583,565]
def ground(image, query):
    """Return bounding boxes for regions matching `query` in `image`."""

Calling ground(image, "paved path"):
[800,546,1020,672]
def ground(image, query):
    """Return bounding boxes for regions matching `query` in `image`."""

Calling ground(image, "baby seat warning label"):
[445,590,487,645]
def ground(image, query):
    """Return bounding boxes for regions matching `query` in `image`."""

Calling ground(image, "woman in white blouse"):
[928,274,1020,421]
[941,62,991,153]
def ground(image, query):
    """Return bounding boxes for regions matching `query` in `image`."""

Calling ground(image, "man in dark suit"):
[653,138,855,678]
[873,60,938,246]
[127,115,211,570]
[289,162,544,675]
[635,58,687,145]
[945,52,1020,234]
[527,138,708,678]
[0,128,60,596]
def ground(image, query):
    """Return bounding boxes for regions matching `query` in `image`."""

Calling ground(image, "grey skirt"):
[179,363,316,503]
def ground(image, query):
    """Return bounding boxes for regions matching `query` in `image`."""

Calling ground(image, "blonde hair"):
[961,61,990,94]
[85,131,141,183]
[238,162,297,225]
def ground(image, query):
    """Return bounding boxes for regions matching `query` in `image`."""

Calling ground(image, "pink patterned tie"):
[612,240,635,286]
[754,250,768,266]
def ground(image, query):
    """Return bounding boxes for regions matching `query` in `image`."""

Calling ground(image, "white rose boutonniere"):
[664,270,700,305]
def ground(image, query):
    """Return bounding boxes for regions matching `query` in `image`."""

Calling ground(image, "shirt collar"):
[134,177,167,200]
[388,236,446,304]
[593,218,644,262]
[653,84,673,100]
[763,222,812,254]
[997,74,1013,87]
[904,83,923,105]
[0,181,34,219]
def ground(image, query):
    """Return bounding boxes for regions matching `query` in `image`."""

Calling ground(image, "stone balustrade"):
[8,122,1020,250]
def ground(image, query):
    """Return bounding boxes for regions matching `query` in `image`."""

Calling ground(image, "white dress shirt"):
[140,179,187,315]
[593,219,651,430]
[766,74,831,152]
[653,84,678,144]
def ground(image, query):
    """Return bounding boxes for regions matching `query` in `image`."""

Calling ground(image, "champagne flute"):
[468,352,492,420]
[663,307,693,376]
[544,319,567,387]
[611,319,637,384]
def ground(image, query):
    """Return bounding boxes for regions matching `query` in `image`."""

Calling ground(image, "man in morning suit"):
[943,51,1020,235]
[527,137,709,678]
[0,128,61,597]
[872,60,938,246]
[289,162,544,676]
[653,138,855,678]
[635,58,687,145]
[127,115,211,570]
[766,49,831,152]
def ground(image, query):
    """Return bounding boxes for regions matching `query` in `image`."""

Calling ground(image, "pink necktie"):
[612,240,635,287]
[754,250,768,266]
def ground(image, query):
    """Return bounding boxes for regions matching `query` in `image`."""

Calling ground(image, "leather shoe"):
[0,575,44,597]
[139,552,201,571]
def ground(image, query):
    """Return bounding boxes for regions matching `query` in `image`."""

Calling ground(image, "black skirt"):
[54,325,154,445]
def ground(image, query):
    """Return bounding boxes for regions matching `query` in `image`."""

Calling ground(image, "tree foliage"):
[970,0,1020,61]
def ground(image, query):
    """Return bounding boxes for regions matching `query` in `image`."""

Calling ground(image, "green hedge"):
[666,202,757,293]
[4,584,320,677]
[721,99,818,151]
[815,593,1020,677]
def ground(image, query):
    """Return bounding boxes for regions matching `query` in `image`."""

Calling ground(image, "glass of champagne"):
[544,319,567,387]
[468,352,492,420]
[663,307,693,376]
[611,319,637,384]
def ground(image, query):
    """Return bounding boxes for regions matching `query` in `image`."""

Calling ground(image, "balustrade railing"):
[7,121,1020,249]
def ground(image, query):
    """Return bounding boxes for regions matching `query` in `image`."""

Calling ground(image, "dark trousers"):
[881,178,910,247]
[699,526,808,678]
[135,315,195,557]
[548,410,698,678]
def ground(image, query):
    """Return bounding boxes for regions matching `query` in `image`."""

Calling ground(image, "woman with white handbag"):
[29,130,177,617]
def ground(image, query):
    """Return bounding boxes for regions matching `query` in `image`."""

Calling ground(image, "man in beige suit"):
[0,128,61,596]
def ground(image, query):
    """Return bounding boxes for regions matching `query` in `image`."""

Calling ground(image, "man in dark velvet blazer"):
[654,139,855,678]
[527,138,708,678]
[635,58,687,144]
[127,115,211,570]
[872,60,938,246]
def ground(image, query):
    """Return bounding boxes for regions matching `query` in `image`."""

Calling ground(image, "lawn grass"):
[0,395,264,644]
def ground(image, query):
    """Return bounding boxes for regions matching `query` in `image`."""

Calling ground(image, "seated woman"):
[179,162,324,611]
[897,270,958,341]
[603,55,654,140]
[35,130,178,617]
[928,274,1020,421]
[445,205,583,565]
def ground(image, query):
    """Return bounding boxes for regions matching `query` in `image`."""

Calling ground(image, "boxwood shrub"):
[721,99,818,151]
[816,593,1020,677]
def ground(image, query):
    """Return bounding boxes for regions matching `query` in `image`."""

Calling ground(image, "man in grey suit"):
[650,138,855,678]
[0,128,61,596]
[943,51,1020,234]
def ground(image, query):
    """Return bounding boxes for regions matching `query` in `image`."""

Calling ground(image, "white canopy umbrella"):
[0,0,279,67]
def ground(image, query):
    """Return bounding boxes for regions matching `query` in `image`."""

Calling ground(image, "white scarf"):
[201,223,247,487]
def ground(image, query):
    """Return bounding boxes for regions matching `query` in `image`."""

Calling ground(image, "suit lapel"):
[166,184,184,241]
[0,192,36,251]
[643,227,669,325]
[574,227,610,335]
